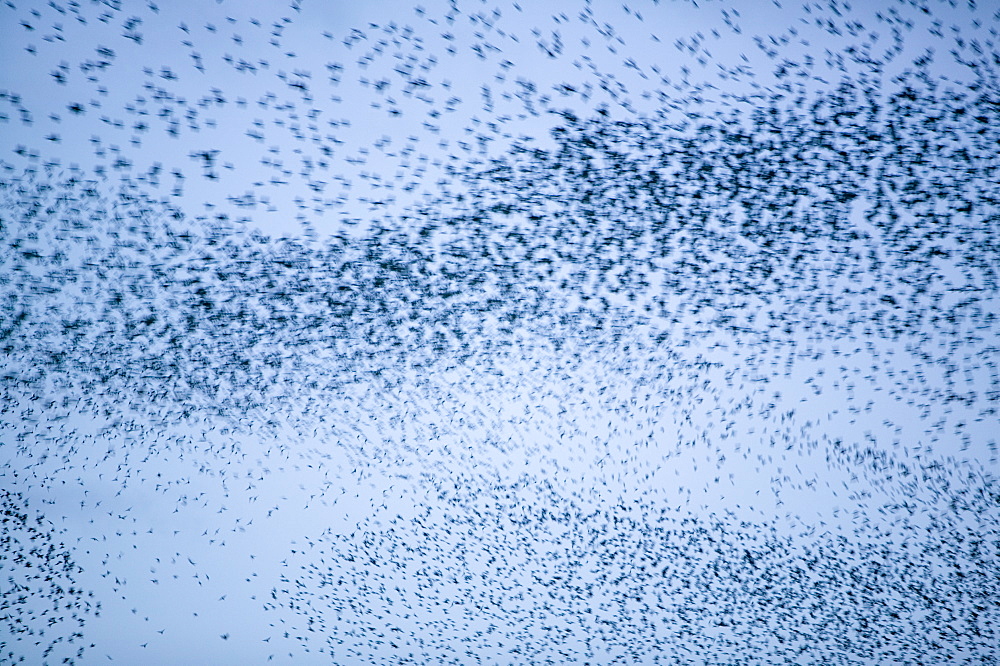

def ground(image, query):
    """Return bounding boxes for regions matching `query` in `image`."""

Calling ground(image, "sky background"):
[1,0,999,664]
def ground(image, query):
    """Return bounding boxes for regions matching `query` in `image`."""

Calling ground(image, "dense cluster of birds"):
[1,0,998,663]
[277,474,998,664]
[1,490,96,664]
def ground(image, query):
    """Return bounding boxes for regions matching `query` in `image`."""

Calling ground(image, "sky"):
[1,0,999,664]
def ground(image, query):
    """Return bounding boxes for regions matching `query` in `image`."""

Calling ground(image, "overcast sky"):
[2,0,998,664]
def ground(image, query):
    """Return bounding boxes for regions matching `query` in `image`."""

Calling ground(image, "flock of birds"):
[1,0,998,663]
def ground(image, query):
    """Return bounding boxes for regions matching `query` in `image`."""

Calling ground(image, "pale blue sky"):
[2,0,998,664]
